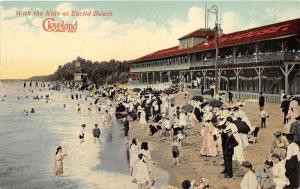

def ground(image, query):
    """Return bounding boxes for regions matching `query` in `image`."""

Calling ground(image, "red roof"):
[134,18,300,63]
[178,28,215,40]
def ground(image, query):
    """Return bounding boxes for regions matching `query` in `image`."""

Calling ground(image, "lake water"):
[0,81,168,189]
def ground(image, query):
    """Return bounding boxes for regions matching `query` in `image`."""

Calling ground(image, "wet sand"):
[127,91,286,189]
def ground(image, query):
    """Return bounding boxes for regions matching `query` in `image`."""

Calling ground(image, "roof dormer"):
[178,28,215,49]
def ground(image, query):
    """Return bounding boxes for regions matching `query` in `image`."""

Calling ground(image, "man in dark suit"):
[223,128,239,178]
[228,91,233,103]
[280,95,290,124]
[259,92,265,111]
[201,85,204,95]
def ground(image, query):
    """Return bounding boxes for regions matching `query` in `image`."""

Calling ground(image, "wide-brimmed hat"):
[274,131,281,136]
[218,118,227,126]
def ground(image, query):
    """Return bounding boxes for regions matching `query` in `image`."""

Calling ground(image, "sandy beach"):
[126,90,286,189]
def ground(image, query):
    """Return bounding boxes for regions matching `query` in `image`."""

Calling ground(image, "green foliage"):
[53,56,130,84]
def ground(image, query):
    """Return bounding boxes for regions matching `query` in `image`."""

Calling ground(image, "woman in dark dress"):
[284,134,300,189]
[124,116,130,144]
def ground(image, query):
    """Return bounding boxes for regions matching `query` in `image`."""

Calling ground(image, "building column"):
[233,47,237,64]
[234,68,241,99]
[140,73,143,83]
[280,64,295,94]
[167,71,171,82]
[255,67,264,93]
[159,72,162,83]
[255,43,259,62]
[202,70,207,89]
[179,72,182,83]
[217,69,222,91]
[146,72,149,83]
[190,71,193,82]
[152,72,155,83]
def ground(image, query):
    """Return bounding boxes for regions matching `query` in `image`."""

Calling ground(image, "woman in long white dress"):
[140,142,153,184]
[139,109,147,125]
[271,153,289,189]
[133,154,151,189]
[53,146,67,176]
[179,112,187,128]
[226,117,245,163]
[130,139,139,181]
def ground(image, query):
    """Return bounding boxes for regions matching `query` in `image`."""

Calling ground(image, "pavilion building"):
[129,18,300,102]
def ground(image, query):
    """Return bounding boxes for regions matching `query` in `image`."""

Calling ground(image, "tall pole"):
[208,5,219,96]
[215,24,219,95]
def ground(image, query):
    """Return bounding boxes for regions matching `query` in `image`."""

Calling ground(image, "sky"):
[0,0,300,79]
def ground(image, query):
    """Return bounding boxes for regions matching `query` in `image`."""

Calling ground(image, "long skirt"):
[285,155,299,188]
[53,160,63,175]
[232,133,244,163]
[239,133,249,148]
[200,131,218,157]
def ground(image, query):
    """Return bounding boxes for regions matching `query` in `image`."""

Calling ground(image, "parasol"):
[191,95,204,102]
[182,103,193,112]
[207,98,223,108]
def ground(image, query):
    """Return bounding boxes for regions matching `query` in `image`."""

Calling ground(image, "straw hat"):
[274,131,281,137]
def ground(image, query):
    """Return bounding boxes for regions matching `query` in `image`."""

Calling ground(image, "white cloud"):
[168,6,206,39]
[1,5,271,79]
[265,7,299,21]
[56,2,74,14]
[56,2,75,20]
[221,11,243,33]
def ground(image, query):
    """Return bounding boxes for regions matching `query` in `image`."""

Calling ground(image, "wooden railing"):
[189,89,282,103]
[130,51,300,72]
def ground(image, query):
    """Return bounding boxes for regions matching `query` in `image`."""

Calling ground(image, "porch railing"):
[189,89,282,103]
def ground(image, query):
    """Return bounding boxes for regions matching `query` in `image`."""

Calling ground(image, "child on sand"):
[260,107,269,128]
[172,138,180,166]
[92,124,101,144]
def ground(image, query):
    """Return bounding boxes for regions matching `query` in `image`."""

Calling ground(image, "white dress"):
[129,144,139,170]
[133,160,150,184]
[272,161,289,189]
[240,171,258,189]
[139,110,147,125]
[227,123,245,163]
[179,113,187,127]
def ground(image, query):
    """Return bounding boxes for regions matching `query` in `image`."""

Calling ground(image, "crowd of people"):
[110,86,300,189]
[16,81,300,189]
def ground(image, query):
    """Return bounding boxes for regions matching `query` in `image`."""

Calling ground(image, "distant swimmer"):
[77,103,81,112]
[30,81,32,87]
[63,104,66,108]
[30,108,35,113]
[88,103,92,111]
[24,109,29,116]
[17,97,20,100]
[24,82,26,88]
[71,94,74,100]
[1,99,4,102]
